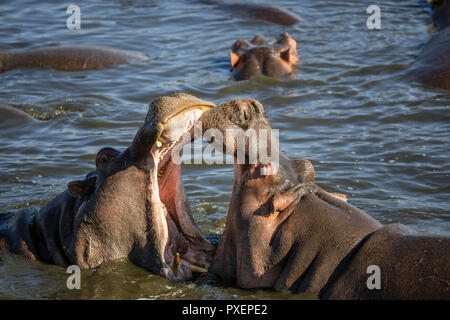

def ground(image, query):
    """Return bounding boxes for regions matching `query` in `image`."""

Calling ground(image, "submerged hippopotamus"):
[0,46,148,73]
[0,93,215,281]
[199,98,450,299]
[428,0,449,30]
[411,0,450,90]
[199,0,300,26]
[229,33,299,80]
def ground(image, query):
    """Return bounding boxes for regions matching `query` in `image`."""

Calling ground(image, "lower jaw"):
[162,226,212,280]
[155,164,213,280]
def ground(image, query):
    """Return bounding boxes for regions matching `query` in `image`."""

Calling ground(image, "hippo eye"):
[101,154,117,163]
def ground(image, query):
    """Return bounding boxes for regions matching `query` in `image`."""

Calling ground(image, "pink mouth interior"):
[148,108,215,281]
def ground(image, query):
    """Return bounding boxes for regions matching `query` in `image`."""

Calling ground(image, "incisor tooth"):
[156,139,162,147]
[190,264,208,273]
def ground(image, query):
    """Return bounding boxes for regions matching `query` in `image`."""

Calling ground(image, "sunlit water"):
[0,0,449,299]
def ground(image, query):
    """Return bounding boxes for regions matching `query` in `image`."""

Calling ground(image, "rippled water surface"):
[0,0,449,299]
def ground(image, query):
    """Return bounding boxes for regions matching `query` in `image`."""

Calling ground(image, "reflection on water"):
[0,0,449,299]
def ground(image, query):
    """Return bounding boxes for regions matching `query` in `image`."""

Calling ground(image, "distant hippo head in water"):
[429,0,450,30]
[229,32,299,80]
[0,46,148,73]
[0,93,215,281]
[199,98,450,299]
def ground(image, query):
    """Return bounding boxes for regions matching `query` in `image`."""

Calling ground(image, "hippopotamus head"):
[429,0,450,30]
[199,98,381,294]
[61,93,216,281]
[229,32,299,80]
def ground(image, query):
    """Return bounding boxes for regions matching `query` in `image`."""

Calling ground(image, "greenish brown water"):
[0,0,449,299]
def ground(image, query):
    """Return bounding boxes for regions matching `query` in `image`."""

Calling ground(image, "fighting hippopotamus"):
[198,98,450,299]
[411,0,450,90]
[0,93,215,281]
[199,0,300,26]
[0,46,148,73]
[229,33,299,80]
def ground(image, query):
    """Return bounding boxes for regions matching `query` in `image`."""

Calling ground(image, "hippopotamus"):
[199,0,300,26]
[411,0,450,90]
[0,46,148,73]
[0,93,215,281]
[198,98,450,299]
[229,33,299,80]
[428,0,449,30]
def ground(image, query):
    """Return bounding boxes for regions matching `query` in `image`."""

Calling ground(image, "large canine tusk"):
[190,264,208,273]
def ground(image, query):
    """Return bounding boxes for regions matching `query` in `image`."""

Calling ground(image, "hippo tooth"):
[156,139,163,147]
[172,252,180,276]
[190,264,208,273]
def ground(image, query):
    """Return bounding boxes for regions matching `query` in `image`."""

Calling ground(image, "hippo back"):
[0,207,41,259]
[413,27,450,90]
[321,224,450,299]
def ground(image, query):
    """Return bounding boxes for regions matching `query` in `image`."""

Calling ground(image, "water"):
[0,0,449,299]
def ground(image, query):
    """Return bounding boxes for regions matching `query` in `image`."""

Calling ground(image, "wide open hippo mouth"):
[138,101,216,281]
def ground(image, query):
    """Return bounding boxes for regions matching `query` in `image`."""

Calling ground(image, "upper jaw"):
[146,106,215,281]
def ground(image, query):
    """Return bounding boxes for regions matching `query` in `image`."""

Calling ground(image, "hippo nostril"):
[249,99,264,114]
[242,106,251,121]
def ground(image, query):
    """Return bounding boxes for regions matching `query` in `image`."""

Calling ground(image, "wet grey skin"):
[229,33,299,81]
[199,98,450,299]
[411,0,450,90]
[0,93,216,282]
[0,46,148,73]
[199,0,300,26]
[429,0,450,31]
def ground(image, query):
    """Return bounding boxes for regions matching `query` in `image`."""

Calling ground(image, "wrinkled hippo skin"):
[199,0,300,26]
[411,0,450,90]
[0,170,97,266]
[199,98,450,299]
[0,46,148,73]
[0,93,215,281]
[230,33,299,80]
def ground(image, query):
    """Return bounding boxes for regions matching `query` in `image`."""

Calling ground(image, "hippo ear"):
[280,47,298,65]
[328,192,347,202]
[68,178,96,197]
[96,147,120,170]
[279,42,299,65]
[229,51,242,69]
[280,48,290,63]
